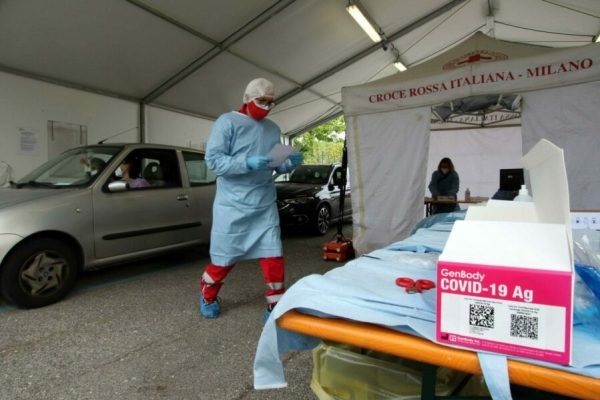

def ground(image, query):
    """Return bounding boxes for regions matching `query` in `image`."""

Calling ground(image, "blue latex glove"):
[246,156,272,171]
[288,152,303,167]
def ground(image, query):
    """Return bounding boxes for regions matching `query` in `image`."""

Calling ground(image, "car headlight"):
[284,197,313,205]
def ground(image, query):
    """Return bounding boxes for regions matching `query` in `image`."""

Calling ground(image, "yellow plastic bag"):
[311,342,468,400]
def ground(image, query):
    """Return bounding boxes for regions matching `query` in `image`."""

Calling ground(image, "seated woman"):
[119,157,150,188]
[428,157,459,214]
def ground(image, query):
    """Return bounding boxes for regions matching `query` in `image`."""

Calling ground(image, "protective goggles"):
[252,97,276,110]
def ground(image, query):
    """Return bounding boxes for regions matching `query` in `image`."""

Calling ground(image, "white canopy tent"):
[1,0,599,139]
[342,32,600,255]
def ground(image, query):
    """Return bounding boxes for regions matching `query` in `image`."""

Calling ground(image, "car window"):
[273,172,289,182]
[332,168,342,185]
[108,148,182,190]
[332,167,350,188]
[16,146,121,188]
[182,151,216,186]
[288,165,332,185]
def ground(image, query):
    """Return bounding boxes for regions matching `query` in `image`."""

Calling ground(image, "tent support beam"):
[0,64,140,103]
[275,0,468,105]
[138,0,297,104]
[124,0,220,46]
[147,103,217,121]
[139,102,146,143]
[126,0,339,108]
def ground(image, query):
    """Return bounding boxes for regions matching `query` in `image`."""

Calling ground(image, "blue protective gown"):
[205,111,284,266]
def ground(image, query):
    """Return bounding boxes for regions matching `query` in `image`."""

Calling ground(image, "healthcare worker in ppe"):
[199,78,303,319]
[428,157,460,214]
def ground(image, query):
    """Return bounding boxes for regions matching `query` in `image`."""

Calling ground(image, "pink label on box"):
[436,261,572,365]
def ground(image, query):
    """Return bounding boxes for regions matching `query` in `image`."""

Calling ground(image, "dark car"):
[276,164,351,235]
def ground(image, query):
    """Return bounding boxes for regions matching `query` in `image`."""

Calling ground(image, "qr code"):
[469,304,495,328]
[510,314,538,340]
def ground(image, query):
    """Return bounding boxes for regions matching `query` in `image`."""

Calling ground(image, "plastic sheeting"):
[253,221,600,391]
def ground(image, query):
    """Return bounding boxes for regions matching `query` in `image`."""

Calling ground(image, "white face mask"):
[90,170,98,176]
[441,168,450,174]
[115,167,123,177]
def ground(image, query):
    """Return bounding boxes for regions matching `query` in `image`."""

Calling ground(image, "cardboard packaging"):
[436,139,573,365]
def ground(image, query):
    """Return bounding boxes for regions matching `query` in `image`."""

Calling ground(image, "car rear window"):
[288,165,332,185]
[182,151,216,186]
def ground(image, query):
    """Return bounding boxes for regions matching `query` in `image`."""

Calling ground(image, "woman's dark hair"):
[437,157,455,172]
[123,156,142,178]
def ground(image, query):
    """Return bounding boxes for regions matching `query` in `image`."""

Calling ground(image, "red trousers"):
[200,256,285,306]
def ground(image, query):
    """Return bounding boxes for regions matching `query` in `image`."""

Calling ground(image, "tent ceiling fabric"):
[0,0,599,136]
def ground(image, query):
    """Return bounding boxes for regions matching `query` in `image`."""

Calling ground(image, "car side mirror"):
[328,183,335,191]
[107,181,128,192]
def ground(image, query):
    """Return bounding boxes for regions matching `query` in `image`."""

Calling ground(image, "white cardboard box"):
[436,139,573,365]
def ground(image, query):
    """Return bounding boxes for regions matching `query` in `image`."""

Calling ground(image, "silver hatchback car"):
[0,143,216,308]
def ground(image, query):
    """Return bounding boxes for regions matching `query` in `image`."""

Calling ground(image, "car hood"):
[0,188,70,210]
[276,183,322,198]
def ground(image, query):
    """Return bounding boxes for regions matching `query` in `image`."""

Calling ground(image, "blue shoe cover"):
[263,309,272,323]
[263,303,276,323]
[200,296,221,319]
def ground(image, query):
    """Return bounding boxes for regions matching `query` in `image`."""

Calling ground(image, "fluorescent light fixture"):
[346,4,381,43]
[394,60,407,72]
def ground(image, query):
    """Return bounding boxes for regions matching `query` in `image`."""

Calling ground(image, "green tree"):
[292,116,345,164]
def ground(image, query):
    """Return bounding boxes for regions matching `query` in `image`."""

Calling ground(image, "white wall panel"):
[0,72,138,179]
[146,106,213,149]
[427,127,523,201]
[0,72,214,180]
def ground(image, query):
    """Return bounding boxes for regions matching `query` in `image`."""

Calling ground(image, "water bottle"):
[513,184,533,202]
[465,188,471,201]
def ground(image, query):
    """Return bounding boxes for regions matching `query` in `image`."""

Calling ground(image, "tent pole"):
[336,139,349,240]
[139,102,146,144]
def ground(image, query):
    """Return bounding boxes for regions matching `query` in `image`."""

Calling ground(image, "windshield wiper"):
[15,180,57,189]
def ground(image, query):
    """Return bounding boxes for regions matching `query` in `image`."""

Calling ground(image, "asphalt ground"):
[0,223,352,400]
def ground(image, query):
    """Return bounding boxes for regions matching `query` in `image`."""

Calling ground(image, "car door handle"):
[177,194,189,201]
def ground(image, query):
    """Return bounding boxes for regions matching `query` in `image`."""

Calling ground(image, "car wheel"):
[0,238,78,308]
[314,204,331,236]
